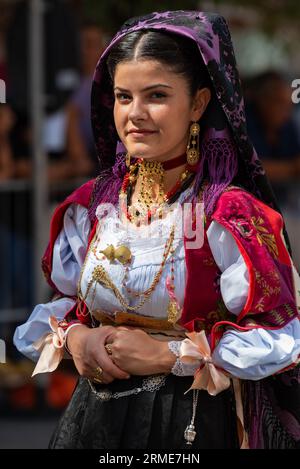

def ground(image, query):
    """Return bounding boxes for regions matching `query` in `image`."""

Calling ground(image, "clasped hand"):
[106,326,175,376]
[67,324,175,384]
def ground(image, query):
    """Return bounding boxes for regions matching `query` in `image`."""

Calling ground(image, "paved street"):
[0,418,58,449]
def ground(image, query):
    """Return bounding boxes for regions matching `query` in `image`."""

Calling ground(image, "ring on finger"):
[94,366,103,379]
[92,376,104,384]
[92,366,104,384]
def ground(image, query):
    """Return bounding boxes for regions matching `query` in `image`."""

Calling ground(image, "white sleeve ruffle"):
[212,320,300,380]
[51,204,91,295]
[13,297,76,363]
[207,220,300,380]
[13,204,90,362]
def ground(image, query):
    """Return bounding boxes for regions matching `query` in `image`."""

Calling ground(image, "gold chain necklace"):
[77,181,208,322]
[79,223,176,313]
[124,159,192,226]
[76,231,99,325]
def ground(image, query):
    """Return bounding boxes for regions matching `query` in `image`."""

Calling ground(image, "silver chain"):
[191,389,199,426]
[87,374,167,401]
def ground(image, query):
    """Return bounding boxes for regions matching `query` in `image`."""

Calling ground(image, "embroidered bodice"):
[14,191,300,379]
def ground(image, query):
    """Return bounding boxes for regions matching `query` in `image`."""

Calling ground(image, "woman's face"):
[113,59,210,161]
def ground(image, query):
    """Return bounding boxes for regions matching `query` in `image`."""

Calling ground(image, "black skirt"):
[49,374,240,449]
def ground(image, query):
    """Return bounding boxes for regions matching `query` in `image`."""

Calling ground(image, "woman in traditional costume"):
[14,11,300,449]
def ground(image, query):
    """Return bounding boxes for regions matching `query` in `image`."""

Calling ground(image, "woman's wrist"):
[64,323,86,355]
[65,323,90,355]
[155,341,177,373]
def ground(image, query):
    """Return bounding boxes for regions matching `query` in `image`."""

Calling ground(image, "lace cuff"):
[168,340,200,376]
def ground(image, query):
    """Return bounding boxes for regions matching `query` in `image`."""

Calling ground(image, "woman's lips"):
[128,130,157,138]
[128,129,157,135]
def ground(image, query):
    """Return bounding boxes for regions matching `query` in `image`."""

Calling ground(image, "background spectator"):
[65,21,106,178]
[0,104,15,179]
[245,71,300,184]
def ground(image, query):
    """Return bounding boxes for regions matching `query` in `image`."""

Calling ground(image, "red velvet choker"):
[144,152,187,171]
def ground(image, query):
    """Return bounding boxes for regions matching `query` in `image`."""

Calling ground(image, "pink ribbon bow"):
[31,316,66,376]
[180,330,231,396]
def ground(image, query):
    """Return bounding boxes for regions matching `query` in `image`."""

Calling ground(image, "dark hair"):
[106,30,211,97]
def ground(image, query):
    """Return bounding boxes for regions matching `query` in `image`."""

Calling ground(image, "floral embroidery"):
[222,199,279,259]
[230,218,253,238]
[254,298,265,313]
[222,199,254,239]
[254,268,281,312]
[251,216,279,259]
[269,309,286,326]
[207,299,234,324]
[243,304,297,329]
[284,303,299,319]
[203,256,215,267]
[194,300,233,333]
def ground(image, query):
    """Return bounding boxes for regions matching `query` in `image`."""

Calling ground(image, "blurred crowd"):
[244,71,300,194]
[0,4,107,418]
[0,20,105,183]
[1,30,300,186]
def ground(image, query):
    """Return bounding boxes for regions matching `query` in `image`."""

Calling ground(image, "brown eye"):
[151,92,166,99]
[116,93,131,101]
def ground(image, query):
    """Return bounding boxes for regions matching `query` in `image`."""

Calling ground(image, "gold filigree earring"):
[186,122,200,165]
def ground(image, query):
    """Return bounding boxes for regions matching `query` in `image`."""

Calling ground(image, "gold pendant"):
[167,299,181,324]
[114,245,132,264]
[100,245,132,264]
[99,245,115,262]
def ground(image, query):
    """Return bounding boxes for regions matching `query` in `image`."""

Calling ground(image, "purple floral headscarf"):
[87,10,300,448]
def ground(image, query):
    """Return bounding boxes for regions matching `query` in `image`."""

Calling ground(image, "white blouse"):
[13,197,300,379]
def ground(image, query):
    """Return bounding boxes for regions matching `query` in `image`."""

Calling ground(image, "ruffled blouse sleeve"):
[207,220,300,380]
[13,204,90,362]
[51,204,91,295]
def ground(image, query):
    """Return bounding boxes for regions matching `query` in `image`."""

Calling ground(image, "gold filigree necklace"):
[80,223,176,313]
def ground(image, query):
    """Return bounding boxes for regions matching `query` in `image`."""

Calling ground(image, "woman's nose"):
[128,98,148,121]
